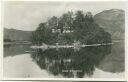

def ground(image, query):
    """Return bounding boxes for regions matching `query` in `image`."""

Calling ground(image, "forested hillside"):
[4,28,32,42]
[31,10,111,45]
[94,9,125,40]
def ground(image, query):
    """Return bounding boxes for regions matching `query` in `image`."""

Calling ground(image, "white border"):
[125,1,128,81]
[1,0,128,2]
[0,0,128,81]
[0,0,3,80]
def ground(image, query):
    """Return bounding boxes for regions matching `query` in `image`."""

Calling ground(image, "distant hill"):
[94,9,125,40]
[4,28,32,41]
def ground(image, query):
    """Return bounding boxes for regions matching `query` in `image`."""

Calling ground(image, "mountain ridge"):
[94,9,125,40]
[4,28,32,41]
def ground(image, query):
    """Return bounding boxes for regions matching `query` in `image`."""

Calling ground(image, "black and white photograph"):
[2,1,126,79]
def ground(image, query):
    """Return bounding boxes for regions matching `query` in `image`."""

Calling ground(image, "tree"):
[31,23,53,45]
[58,11,74,33]
[31,10,111,45]
[47,16,58,29]
[85,12,94,22]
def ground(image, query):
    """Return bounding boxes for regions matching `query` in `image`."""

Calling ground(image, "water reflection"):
[4,44,31,57]
[30,45,111,78]
[97,41,125,73]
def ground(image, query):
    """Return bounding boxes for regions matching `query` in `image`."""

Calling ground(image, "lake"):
[3,41,125,78]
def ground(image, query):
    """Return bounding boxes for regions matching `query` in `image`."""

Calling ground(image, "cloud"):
[3,1,125,31]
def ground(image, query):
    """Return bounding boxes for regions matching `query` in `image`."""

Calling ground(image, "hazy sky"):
[3,1,126,31]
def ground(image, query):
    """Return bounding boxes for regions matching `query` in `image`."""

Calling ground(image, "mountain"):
[94,9,125,40]
[94,9,125,73]
[4,28,32,41]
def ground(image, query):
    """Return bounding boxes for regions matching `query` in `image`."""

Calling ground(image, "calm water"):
[3,41,125,78]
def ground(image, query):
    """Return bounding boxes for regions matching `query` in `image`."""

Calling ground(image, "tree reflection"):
[31,45,111,78]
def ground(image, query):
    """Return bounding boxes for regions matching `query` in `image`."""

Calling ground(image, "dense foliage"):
[31,10,111,45]
[4,38,12,42]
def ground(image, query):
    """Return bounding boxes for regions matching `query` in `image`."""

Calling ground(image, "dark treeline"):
[31,10,111,45]
[4,38,12,42]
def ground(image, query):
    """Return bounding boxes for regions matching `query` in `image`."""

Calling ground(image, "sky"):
[3,1,126,31]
